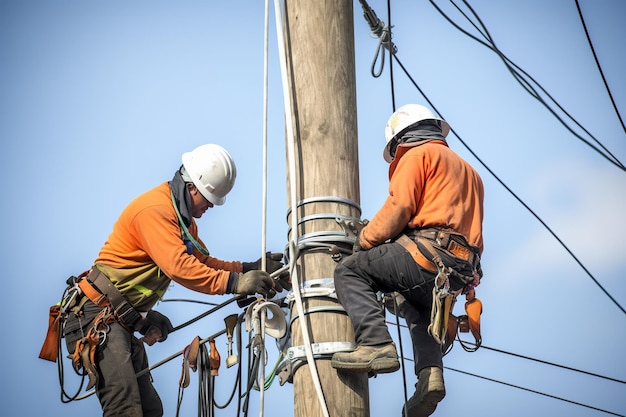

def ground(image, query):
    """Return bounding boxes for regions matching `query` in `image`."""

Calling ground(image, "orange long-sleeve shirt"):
[95,181,242,311]
[360,141,484,254]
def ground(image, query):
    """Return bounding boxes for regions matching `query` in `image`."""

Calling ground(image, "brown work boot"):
[402,367,446,417]
[331,343,400,374]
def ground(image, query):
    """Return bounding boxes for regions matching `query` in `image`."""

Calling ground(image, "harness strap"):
[80,268,143,331]
[394,234,438,272]
[72,307,116,390]
[77,276,110,309]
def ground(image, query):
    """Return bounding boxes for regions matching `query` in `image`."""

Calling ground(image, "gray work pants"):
[65,301,163,417]
[333,241,443,374]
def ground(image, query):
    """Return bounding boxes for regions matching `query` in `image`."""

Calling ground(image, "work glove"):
[242,252,284,274]
[229,270,275,298]
[138,310,174,345]
[242,252,292,294]
[273,270,292,293]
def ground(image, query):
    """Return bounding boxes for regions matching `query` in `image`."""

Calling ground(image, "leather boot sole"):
[331,356,400,374]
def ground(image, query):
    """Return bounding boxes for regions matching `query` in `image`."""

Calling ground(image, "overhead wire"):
[386,319,625,385]
[444,366,625,417]
[574,0,626,134]
[431,0,625,171]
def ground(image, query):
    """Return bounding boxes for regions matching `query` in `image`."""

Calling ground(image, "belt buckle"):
[448,240,471,261]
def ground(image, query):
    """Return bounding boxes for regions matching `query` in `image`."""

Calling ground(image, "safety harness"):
[395,228,483,353]
[39,268,145,390]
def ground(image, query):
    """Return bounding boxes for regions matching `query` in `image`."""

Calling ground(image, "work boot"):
[331,343,400,374]
[402,367,446,417]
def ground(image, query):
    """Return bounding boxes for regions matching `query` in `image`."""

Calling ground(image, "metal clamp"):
[289,305,347,326]
[285,278,336,301]
[287,341,355,361]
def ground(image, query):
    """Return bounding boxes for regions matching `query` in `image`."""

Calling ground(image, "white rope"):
[261,0,270,272]
[273,1,330,416]
[256,3,271,415]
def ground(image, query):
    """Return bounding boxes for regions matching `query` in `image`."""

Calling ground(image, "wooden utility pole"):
[283,1,369,417]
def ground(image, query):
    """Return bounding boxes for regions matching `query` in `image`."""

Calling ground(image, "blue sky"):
[1,1,625,416]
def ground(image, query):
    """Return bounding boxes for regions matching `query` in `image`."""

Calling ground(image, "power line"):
[386,320,625,385]
[430,0,625,171]
[445,366,625,417]
[575,0,626,134]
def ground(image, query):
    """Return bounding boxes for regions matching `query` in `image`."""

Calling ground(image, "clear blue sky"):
[1,1,625,416]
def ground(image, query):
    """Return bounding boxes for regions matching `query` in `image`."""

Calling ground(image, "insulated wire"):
[273,1,331,416]
[575,0,626,134]
[261,0,270,274]
[433,0,625,171]
[444,365,625,417]
[257,1,271,414]
[426,0,626,314]
[386,320,625,385]
[453,0,625,169]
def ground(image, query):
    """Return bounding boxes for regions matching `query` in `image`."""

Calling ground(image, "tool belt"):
[394,228,483,352]
[39,267,145,393]
[406,228,481,272]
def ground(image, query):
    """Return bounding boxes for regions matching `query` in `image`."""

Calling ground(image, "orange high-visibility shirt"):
[360,141,484,254]
[95,182,242,311]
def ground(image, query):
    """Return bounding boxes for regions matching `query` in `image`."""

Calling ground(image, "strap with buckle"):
[78,268,143,331]
[408,228,481,270]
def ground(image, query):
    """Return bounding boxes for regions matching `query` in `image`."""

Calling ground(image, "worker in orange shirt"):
[332,105,484,417]
[62,144,289,417]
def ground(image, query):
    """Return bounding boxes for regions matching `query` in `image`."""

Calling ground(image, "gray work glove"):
[138,310,174,344]
[273,270,292,293]
[229,270,275,298]
[242,252,284,274]
[242,252,291,294]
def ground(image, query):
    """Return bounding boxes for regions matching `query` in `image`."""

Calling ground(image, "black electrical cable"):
[444,366,626,417]
[386,319,625,385]
[575,0,626,134]
[400,352,626,415]
[431,0,625,171]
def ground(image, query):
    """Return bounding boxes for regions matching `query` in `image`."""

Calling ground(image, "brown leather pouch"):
[39,305,61,362]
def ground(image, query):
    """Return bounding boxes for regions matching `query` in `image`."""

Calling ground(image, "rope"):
[273,0,330,415]
[255,2,271,414]
[261,0,270,272]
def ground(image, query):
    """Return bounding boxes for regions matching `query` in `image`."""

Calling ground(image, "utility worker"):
[62,144,290,417]
[331,105,484,417]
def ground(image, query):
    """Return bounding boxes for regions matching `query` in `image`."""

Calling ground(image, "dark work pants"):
[65,303,163,417]
[334,241,443,374]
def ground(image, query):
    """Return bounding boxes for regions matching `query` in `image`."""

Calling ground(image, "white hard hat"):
[383,104,450,162]
[181,144,236,206]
